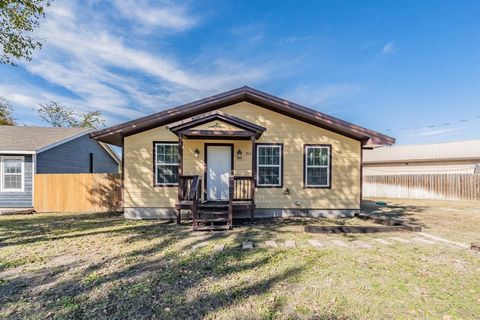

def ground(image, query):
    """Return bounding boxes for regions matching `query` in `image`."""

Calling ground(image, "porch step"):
[194,225,230,231]
[197,210,229,215]
[199,203,229,209]
[198,217,229,223]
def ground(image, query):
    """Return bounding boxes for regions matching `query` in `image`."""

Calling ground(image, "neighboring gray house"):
[0,126,120,211]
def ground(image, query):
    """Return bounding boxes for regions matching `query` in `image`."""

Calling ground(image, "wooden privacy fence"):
[363,174,480,201]
[34,173,122,213]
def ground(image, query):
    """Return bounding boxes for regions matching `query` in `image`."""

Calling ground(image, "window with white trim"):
[304,145,331,187]
[256,144,282,187]
[154,143,179,185]
[1,156,24,192]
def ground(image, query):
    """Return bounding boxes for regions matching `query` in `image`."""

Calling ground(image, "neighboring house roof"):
[363,140,480,164]
[91,86,395,146]
[364,164,478,175]
[0,126,121,164]
[0,126,91,153]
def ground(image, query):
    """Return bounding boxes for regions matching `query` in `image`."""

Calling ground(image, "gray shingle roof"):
[363,140,480,163]
[0,126,91,152]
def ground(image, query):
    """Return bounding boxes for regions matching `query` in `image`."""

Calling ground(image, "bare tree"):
[0,96,15,125]
[37,101,105,129]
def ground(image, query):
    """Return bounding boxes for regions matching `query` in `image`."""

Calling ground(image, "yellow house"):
[92,87,394,230]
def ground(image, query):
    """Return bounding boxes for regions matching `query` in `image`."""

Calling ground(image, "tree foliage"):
[0,0,51,65]
[37,101,105,129]
[0,96,15,125]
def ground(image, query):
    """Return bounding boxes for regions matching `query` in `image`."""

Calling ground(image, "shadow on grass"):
[361,199,427,229]
[0,213,330,319]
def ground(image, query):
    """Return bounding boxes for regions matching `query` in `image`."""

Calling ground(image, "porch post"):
[250,136,256,223]
[177,133,184,224]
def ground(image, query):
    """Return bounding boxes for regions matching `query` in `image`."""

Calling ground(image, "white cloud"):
[34,13,198,89]
[0,82,134,125]
[416,127,462,137]
[112,0,197,31]
[3,0,272,126]
[382,42,396,55]
[283,84,361,108]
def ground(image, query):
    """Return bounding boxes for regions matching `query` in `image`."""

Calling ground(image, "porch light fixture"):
[194,148,200,159]
[236,149,243,160]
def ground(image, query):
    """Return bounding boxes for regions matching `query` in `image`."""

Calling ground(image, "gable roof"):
[0,126,91,153]
[91,86,395,146]
[0,126,121,164]
[363,140,480,164]
[168,111,266,138]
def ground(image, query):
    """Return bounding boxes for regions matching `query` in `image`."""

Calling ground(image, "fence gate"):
[34,173,122,213]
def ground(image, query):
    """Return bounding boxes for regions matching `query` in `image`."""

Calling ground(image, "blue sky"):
[1,0,479,145]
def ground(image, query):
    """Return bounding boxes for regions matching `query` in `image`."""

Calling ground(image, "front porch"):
[175,174,255,230]
[169,111,264,230]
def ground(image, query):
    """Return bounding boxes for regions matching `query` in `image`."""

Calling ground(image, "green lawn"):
[0,200,479,319]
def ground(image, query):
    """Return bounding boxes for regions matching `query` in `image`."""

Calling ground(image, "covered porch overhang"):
[168,110,266,139]
[174,129,259,140]
[168,112,263,230]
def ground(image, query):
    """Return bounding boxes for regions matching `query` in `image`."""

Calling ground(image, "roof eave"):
[168,111,266,138]
[0,150,36,154]
[90,86,395,147]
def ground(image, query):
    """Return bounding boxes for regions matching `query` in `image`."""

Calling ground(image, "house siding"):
[0,154,33,208]
[189,120,242,131]
[124,101,361,212]
[37,135,118,174]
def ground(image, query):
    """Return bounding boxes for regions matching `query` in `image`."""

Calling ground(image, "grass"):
[0,199,479,319]
[363,197,480,243]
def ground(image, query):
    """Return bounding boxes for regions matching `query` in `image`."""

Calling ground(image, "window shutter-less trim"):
[153,142,179,186]
[256,143,283,188]
[0,156,25,192]
[303,144,332,188]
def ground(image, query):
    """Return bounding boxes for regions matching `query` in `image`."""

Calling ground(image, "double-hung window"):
[1,156,24,192]
[304,145,331,188]
[154,143,179,185]
[256,144,282,187]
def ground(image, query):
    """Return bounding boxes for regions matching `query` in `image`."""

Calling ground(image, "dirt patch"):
[363,198,480,243]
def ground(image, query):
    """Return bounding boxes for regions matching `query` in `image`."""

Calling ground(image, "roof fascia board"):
[0,150,36,154]
[242,95,369,142]
[98,142,122,164]
[244,90,394,144]
[90,86,395,146]
[120,93,367,142]
[169,112,265,134]
[91,91,247,140]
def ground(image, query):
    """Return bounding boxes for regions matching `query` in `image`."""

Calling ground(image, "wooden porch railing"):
[229,173,256,223]
[178,173,254,229]
[231,176,255,201]
[177,175,202,224]
[189,176,202,229]
[178,175,195,203]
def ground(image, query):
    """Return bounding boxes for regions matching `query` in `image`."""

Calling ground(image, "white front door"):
[207,145,231,200]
